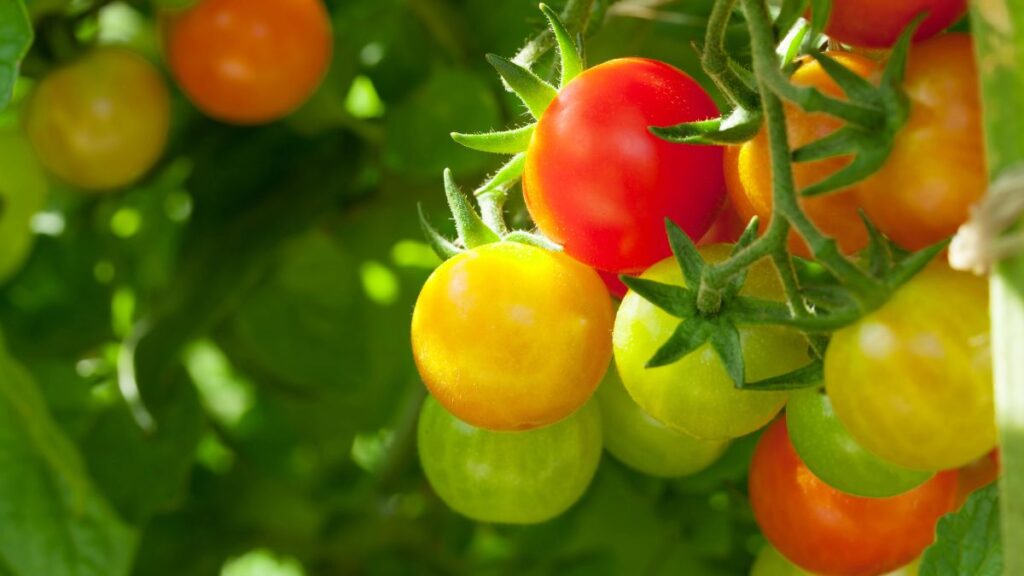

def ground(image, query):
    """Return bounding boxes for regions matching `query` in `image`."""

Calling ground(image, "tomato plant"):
[0,131,48,282]
[411,241,613,431]
[750,418,958,576]
[613,245,808,440]
[816,0,967,49]
[417,395,602,524]
[786,389,931,498]
[163,0,332,124]
[523,57,726,274]
[595,365,729,478]
[825,261,996,471]
[23,47,170,191]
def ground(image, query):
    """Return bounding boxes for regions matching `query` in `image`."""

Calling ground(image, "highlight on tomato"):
[411,241,613,431]
[417,395,602,525]
[524,57,726,275]
[23,47,170,191]
[163,0,333,124]
[749,418,958,576]
[816,0,967,49]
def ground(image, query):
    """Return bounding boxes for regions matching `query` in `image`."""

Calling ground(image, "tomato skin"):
[858,34,985,251]
[825,262,994,471]
[411,242,613,431]
[598,269,629,300]
[418,396,602,524]
[164,0,332,124]
[726,53,876,257]
[23,47,170,191]
[819,0,966,49]
[955,450,1001,507]
[595,366,729,477]
[750,418,958,576]
[0,131,48,282]
[524,58,725,274]
[613,245,808,440]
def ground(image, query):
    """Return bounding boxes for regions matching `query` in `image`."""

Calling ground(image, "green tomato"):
[0,130,48,283]
[787,389,932,498]
[417,395,602,524]
[596,365,729,477]
[613,245,809,440]
[750,544,920,576]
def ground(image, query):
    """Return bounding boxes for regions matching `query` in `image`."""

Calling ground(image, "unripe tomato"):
[725,53,877,257]
[524,57,725,274]
[0,131,48,282]
[750,418,957,576]
[163,0,332,124]
[595,366,729,478]
[752,544,921,576]
[23,47,170,191]
[825,262,995,471]
[417,395,602,524]
[817,0,966,49]
[411,242,613,431]
[786,389,931,498]
[613,245,809,440]
[858,34,985,250]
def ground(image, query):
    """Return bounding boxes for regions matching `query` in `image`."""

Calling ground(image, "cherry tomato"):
[613,245,808,440]
[786,389,931,498]
[524,57,725,274]
[826,261,994,471]
[0,131,48,282]
[595,365,729,478]
[750,418,957,576]
[955,450,1001,508]
[23,47,170,191]
[858,34,985,250]
[411,242,613,431]
[726,53,876,257]
[698,200,746,245]
[163,0,332,124]
[417,395,602,524]
[817,0,966,49]
[752,544,920,576]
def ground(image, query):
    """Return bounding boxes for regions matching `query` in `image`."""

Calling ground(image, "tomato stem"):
[700,0,760,110]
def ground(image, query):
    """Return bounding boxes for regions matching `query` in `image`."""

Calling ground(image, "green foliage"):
[920,484,1003,576]
[0,0,31,109]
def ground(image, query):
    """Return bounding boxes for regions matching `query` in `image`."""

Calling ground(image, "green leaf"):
[451,124,535,154]
[807,0,830,38]
[417,203,461,260]
[811,50,878,102]
[880,14,925,89]
[723,218,761,300]
[504,230,561,251]
[708,320,744,388]
[0,0,32,110]
[485,54,558,119]
[665,220,705,288]
[742,360,823,391]
[539,3,584,88]
[860,211,894,277]
[920,484,1003,576]
[645,317,714,368]
[884,239,949,291]
[619,276,696,319]
[443,168,500,248]
[774,0,809,35]
[651,107,763,145]
[798,130,893,197]
[474,152,526,196]
[791,126,858,162]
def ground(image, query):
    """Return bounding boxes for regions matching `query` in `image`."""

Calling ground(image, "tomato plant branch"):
[700,0,759,110]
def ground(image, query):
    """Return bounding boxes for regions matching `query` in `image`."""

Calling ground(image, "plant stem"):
[700,0,759,110]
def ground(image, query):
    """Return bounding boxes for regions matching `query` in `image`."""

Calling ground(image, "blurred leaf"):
[921,484,1002,576]
[0,0,31,110]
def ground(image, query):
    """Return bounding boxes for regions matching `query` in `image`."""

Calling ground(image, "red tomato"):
[817,0,967,49]
[163,0,332,124]
[524,58,725,274]
[598,269,629,300]
[955,450,1001,508]
[750,418,958,576]
[699,201,746,245]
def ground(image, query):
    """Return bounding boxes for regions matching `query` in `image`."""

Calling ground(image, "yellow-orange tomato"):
[23,47,170,191]
[163,0,332,124]
[858,34,986,251]
[411,242,613,431]
[725,53,877,257]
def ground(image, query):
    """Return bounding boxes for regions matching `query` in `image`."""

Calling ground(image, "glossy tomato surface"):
[0,131,48,282]
[787,389,931,498]
[24,47,170,191]
[858,34,985,250]
[613,245,808,440]
[595,365,729,477]
[164,0,332,124]
[825,262,995,471]
[412,242,613,431]
[726,53,876,257]
[418,395,602,524]
[524,57,725,274]
[819,0,966,49]
[750,418,957,576]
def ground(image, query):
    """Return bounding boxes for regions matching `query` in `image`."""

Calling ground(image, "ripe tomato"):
[23,47,170,191]
[598,269,629,300]
[613,245,808,440]
[858,34,985,250]
[163,0,332,124]
[0,131,48,282]
[595,365,729,478]
[955,450,1001,507]
[726,53,876,257]
[699,200,746,245]
[417,395,602,524]
[750,418,957,576]
[786,389,931,498]
[411,242,613,431]
[523,58,725,274]
[826,262,994,471]
[817,0,966,49]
